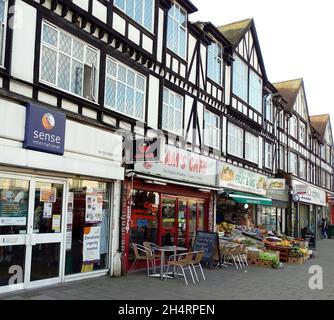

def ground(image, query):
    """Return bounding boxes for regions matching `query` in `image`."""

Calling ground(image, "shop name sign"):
[292,181,326,206]
[134,145,217,186]
[24,103,66,155]
[219,163,267,195]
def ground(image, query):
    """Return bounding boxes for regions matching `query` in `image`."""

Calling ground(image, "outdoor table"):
[150,245,187,280]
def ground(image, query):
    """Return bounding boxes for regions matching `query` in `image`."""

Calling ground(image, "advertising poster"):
[85,192,103,223]
[66,229,72,251]
[0,190,28,226]
[43,203,53,218]
[83,226,101,263]
[52,214,61,232]
[40,187,57,203]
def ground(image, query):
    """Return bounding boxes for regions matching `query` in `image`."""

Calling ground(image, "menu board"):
[193,231,221,268]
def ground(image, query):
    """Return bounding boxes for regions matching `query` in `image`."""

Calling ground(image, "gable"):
[293,87,308,121]
[236,30,262,75]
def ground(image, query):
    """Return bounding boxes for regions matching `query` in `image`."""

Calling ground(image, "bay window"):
[167,3,187,59]
[227,123,243,158]
[232,55,248,102]
[299,158,306,179]
[207,42,223,85]
[114,0,154,32]
[245,132,259,164]
[162,88,183,136]
[264,142,272,169]
[249,70,263,112]
[0,0,6,66]
[40,21,99,102]
[289,152,298,175]
[105,57,146,120]
[204,110,220,149]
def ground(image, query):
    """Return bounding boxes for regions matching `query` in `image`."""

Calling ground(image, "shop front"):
[0,102,123,293]
[291,180,327,238]
[122,145,219,272]
[217,163,272,230]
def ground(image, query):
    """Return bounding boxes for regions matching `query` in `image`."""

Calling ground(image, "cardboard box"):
[288,257,304,264]
[258,259,273,268]
[247,257,259,266]
[247,250,260,259]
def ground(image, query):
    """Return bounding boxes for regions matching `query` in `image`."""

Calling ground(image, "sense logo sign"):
[24,103,66,156]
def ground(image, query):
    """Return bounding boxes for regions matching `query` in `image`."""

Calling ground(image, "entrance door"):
[160,197,177,246]
[0,174,66,293]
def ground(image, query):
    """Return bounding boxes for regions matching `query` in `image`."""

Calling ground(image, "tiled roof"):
[310,114,330,138]
[273,79,303,111]
[217,18,253,45]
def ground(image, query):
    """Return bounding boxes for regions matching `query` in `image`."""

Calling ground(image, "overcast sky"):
[190,0,334,124]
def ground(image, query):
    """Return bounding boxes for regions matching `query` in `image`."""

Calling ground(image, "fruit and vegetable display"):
[258,251,280,268]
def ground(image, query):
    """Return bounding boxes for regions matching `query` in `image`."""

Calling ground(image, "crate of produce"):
[265,244,289,262]
[259,259,273,268]
[247,257,259,266]
[288,257,304,264]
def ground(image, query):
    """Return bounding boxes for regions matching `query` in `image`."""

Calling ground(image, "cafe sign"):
[134,145,218,186]
[219,163,268,195]
[292,181,326,206]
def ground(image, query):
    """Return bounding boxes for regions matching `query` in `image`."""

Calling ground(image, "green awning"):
[225,191,272,206]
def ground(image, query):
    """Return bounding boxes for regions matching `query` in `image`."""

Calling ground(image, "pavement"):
[1,239,334,300]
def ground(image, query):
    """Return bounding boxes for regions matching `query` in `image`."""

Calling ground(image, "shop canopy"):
[224,190,272,206]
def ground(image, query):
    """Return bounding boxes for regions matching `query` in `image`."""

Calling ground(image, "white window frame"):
[204,109,220,149]
[0,0,8,67]
[299,158,306,179]
[39,21,99,103]
[279,146,285,171]
[299,122,306,144]
[104,57,146,121]
[245,132,259,164]
[114,0,154,33]
[289,115,298,138]
[232,54,248,103]
[265,95,273,122]
[207,42,223,86]
[227,123,243,158]
[167,2,187,59]
[162,87,183,136]
[264,142,272,169]
[249,69,263,112]
[289,152,298,175]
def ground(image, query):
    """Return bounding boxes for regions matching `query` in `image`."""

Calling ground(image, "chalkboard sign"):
[193,231,221,268]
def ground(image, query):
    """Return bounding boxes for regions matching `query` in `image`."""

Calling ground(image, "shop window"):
[40,21,99,102]
[114,0,154,32]
[162,87,183,136]
[167,3,187,59]
[0,177,29,235]
[105,57,146,120]
[0,0,7,67]
[65,179,110,275]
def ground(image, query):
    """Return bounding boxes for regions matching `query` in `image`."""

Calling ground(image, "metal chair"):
[165,252,196,285]
[130,243,156,276]
[143,242,162,258]
[190,250,206,282]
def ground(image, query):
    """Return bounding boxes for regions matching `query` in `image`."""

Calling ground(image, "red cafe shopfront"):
[121,145,219,272]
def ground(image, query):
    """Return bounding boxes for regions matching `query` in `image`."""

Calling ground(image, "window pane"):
[136,76,145,91]
[71,60,83,95]
[116,82,126,113]
[58,53,71,91]
[41,46,57,84]
[126,86,134,116]
[0,0,5,22]
[144,0,153,30]
[72,39,84,61]
[135,92,144,119]
[127,70,135,87]
[118,65,126,83]
[105,78,116,108]
[114,0,125,10]
[42,24,58,47]
[134,0,143,24]
[126,0,134,18]
[107,59,117,77]
[59,32,71,55]
[86,47,98,66]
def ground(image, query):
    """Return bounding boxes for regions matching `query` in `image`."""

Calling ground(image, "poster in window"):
[52,214,61,232]
[0,190,28,226]
[40,187,57,203]
[83,226,101,263]
[85,192,103,223]
[66,228,72,251]
[67,192,74,225]
[43,203,53,219]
